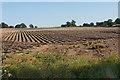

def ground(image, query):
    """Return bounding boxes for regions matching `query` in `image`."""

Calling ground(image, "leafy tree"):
[15,24,21,28]
[96,22,100,26]
[15,23,27,28]
[9,26,14,28]
[71,20,76,27]
[83,23,90,27]
[107,19,114,27]
[0,24,2,28]
[115,18,120,24]
[66,21,71,27]
[90,22,94,27]
[61,20,77,27]
[96,22,104,27]
[29,24,34,28]
[108,19,112,22]
[35,26,38,28]
[1,22,9,28]
[61,24,67,27]
[103,21,108,27]
[100,22,104,27]
[20,23,27,28]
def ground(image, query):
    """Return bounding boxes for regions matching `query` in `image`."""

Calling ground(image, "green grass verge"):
[2,52,120,79]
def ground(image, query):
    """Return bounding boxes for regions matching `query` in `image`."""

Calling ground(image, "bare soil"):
[1,27,119,57]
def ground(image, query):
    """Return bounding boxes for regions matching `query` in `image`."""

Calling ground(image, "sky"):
[2,2,118,27]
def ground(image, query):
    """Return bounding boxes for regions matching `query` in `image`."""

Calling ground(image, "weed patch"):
[2,52,119,79]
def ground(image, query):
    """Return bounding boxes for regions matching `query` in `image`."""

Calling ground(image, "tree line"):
[61,18,120,27]
[0,18,120,28]
[0,23,38,28]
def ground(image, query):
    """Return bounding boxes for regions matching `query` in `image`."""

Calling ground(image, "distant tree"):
[83,23,90,27]
[20,23,27,28]
[1,22,9,28]
[9,26,14,28]
[79,25,82,27]
[61,20,77,27]
[15,23,27,28]
[71,20,76,27]
[115,18,120,24]
[96,22,99,26]
[100,22,104,27]
[15,24,21,28]
[66,21,71,27]
[29,24,34,28]
[103,21,108,27]
[61,24,67,27]
[35,26,38,28]
[0,24,1,28]
[108,19,112,22]
[107,19,114,27]
[60,19,118,27]
[89,22,94,27]
[96,22,104,27]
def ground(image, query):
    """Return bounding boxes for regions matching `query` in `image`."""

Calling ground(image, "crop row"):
[2,31,53,44]
[2,28,119,44]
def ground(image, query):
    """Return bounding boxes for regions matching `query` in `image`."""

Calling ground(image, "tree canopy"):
[15,24,21,28]
[61,18,120,27]
[61,20,77,27]
[115,18,120,24]
[20,23,27,28]
[15,23,27,28]
[35,26,38,28]
[1,18,120,28]
[9,26,14,28]
[0,22,9,28]
[29,24,34,28]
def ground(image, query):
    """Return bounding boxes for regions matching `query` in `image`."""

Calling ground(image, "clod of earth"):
[94,43,106,49]
[84,49,91,53]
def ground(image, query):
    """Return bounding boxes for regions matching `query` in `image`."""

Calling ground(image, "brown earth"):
[1,27,119,57]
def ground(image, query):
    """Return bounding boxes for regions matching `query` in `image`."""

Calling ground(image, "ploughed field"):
[2,27,119,43]
[2,27,120,79]
[1,27,119,53]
